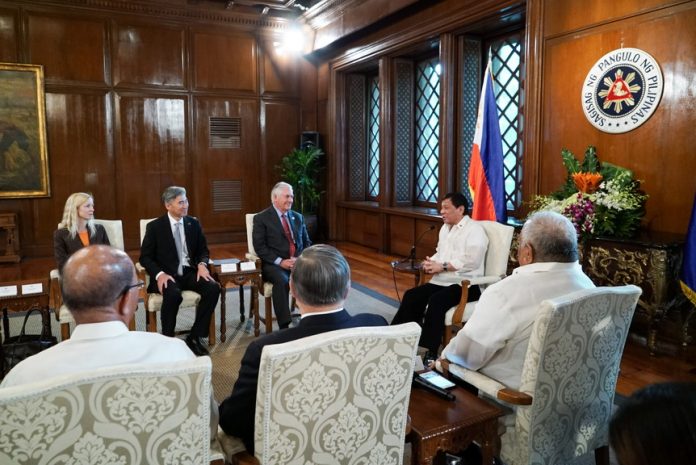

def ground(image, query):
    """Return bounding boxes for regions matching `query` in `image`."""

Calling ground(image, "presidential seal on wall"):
[581,47,663,134]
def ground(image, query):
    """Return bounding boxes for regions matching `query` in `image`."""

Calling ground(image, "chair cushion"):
[146,290,201,313]
[444,302,477,325]
[58,305,75,324]
[261,282,273,298]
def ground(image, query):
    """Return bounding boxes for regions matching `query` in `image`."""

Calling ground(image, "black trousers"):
[391,282,481,353]
[261,262,292,327]
[160,266,220,338]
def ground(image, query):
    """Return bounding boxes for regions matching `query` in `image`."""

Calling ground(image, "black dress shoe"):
[185,336,209,356]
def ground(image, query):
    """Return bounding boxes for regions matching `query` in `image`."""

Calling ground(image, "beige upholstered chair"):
[49,219,128,340]
[136,218,217,345]
[223,322,421,465]
[244,213,295,335]
[0,357,224,465]
[433,220,514,345]
[441,285,642,465]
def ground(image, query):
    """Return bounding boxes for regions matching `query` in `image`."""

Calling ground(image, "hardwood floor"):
[3,240,695,396]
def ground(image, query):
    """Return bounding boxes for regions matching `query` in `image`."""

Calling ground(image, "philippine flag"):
[468,62,507,222]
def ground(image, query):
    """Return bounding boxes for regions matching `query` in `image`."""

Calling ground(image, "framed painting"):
[0,62,50,198]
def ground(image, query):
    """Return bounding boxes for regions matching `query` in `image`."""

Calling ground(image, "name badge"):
[240,261,256,271]
[0,285,18,297]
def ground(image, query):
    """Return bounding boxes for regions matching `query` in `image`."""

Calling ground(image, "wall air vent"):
[212,180,242,212]
[209,117,241,148]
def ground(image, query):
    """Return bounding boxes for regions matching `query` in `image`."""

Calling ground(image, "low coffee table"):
[407,384,504,465]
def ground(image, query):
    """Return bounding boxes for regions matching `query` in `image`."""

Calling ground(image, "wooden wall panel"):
[192,96,259,235]
[260,38,299,96]
[115,95,187,247]
[261,100,300,205]
[540,2,696,234]
[112,21,186,88]
[543,0,684,36]
[388,215,413,257]
[346,209,380,247]
[0,9,17,62]
[0,1,307,258]
[192,30,256,92]
[27,13,106,83]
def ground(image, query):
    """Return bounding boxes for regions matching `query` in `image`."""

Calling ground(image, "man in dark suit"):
[139,186,220,356]
[252,181,311,329]
[218,244,387,454]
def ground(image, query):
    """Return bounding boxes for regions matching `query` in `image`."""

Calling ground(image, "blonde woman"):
[53,192,110,271]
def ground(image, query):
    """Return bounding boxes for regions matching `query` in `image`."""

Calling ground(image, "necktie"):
[281,214,296,258]
[173,222,184,275]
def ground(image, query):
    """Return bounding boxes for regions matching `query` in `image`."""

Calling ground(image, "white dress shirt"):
[441,261,595,390]
[429,215,488,287]
[1,321,195,387]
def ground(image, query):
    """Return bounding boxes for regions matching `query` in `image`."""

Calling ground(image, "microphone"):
[408,225,436,268]
[413,372,456,401]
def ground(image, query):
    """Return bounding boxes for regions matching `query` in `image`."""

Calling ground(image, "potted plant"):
[276,145,324,238]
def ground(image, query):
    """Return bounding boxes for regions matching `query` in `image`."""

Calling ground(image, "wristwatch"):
[442,262,448,271]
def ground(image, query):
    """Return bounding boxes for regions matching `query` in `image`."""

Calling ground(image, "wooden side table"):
[214,263,262,339]
[391,259,423,287]
[407,384,504,465]
[0,212,20,263]
[0,278,51,343]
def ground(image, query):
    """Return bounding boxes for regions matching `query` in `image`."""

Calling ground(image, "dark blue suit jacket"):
[252,206,311,264]
[139,214,210,293]
[218,309,387,453]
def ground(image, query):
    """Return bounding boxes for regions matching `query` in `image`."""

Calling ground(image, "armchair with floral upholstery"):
[0,357,224,465]
[439,285,641,465]
[220,322,421,465]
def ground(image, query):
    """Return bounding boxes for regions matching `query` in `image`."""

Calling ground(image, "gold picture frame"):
[0,62,50,198]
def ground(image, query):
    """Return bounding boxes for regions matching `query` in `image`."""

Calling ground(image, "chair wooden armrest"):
[49,269,62,321]
[450,279,472,327]
[440,358,533,406]
[136,263,149,301]
[231,451,258,465]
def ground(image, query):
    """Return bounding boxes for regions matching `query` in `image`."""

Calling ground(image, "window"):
[367,75,380,199]
[414,57,441,204]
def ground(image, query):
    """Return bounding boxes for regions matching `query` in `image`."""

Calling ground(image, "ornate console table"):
[580,232,687,355]
[0,212,20,263]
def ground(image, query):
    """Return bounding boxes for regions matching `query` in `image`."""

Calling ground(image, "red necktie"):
[281,214,296,257]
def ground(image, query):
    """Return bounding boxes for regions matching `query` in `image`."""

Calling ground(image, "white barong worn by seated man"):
[428,215,488,287]
[441,261,595,391]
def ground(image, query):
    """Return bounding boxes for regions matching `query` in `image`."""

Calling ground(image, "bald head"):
[61,245,136,314]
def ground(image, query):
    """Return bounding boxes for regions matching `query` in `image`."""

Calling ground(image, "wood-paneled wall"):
[0,0,315,257]
[533,0,696,235]
[315,0,696,256]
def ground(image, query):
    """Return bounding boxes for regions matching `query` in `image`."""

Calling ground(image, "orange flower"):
[572,172,603,194]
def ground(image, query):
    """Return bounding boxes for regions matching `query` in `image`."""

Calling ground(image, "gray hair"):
[521,211,579,262]
[271,182,293,201]
[162,186,186,204]
[61,246,134,312]
[291,244,350,307]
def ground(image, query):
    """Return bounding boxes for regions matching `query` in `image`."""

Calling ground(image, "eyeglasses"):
[122,281,145,296]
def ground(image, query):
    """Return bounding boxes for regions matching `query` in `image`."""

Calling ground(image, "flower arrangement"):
[530,146,647,240]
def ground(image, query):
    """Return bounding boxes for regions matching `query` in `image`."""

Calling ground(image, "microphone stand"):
[408,225,436,269]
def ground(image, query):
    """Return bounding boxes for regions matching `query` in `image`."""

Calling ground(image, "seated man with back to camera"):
[218,244,387,455]
[437,211,595,455]
[1,245,218,435]
[252,181,311,329]
[391,192,488,359]
[139,186,220,356]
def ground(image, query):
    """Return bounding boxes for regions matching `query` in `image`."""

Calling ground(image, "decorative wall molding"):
[12,0,290,30]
